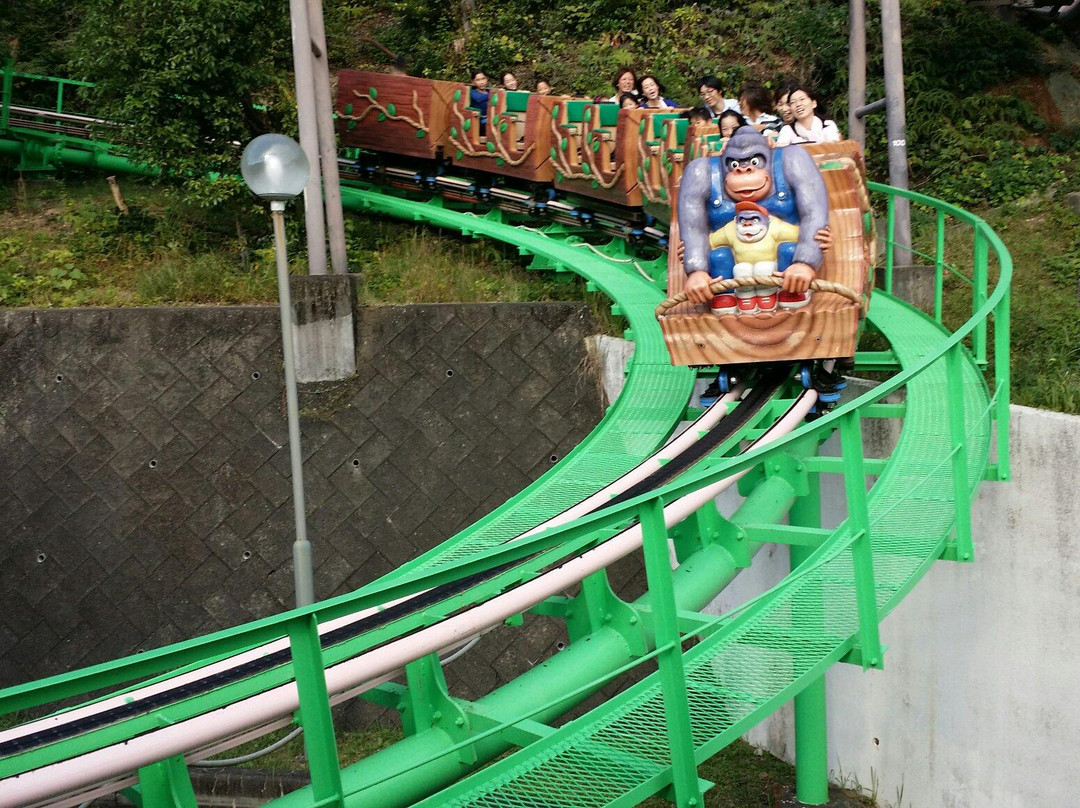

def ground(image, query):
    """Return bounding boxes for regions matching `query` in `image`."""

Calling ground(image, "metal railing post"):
[288,613,345,808]
[1,60,13,131]
[638,498,703,807]
[839,410,882,669]
[884,195,895,294]
[946,345,974,561]
[994,283,1012,481]
[972,230,988,364]
[934,208,945,323]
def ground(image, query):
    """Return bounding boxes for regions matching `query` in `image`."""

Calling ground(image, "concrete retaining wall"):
[716,404,1080,808]
[0,303,606,694]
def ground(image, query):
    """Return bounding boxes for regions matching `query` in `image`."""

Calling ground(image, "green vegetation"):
[0,176,586,307]
[5,0,1078,206]
[347,217,583,305]
[210,723,403,771]
[0,177,274,305]
[971,202,1080,413]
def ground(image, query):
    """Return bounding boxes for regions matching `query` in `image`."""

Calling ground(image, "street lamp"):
[241,134,315,608]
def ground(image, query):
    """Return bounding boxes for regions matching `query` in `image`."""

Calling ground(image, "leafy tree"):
[70,0,294,205]
[0,0,83,75]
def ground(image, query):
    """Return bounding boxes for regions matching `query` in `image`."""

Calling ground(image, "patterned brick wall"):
[0,303,606,691]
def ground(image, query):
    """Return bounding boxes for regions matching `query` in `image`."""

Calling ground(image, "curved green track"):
[0,92,1010,808]
[339,185,695,579]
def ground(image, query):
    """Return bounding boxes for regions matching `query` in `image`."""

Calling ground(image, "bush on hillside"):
[4,0,1076,207]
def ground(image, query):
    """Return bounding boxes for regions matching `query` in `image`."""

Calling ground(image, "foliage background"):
[3,0,1078,206]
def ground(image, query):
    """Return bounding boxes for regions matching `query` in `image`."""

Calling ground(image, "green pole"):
[288,613,345,808]
[884,194,895,294]
[946,344,973,561]
[839,411,882,670]
[972,230,988,365]
[1,60,12,131]
[994,283,1011,481]
[933,209,945,323]
[790,473,829,806]
[638,497,703,808]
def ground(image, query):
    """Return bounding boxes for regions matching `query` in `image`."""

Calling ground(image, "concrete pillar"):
[878,265,935,312]
[289,275,357,382]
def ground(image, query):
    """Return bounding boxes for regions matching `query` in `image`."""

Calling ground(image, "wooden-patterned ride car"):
[658,141,874,367]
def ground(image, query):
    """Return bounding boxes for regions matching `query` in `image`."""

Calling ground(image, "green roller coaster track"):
[0,64,1010,808]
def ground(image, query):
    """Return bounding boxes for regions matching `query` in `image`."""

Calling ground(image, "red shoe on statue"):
[736,296,759,315]
[778,290,810,310]
[710,294,737,315]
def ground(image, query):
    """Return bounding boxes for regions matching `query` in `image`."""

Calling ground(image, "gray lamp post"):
[240,134,316,608]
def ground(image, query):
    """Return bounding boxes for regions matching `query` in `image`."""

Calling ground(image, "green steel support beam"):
[860,403,907,418]
[132,755,198,808]
[363,682,407,709]
[568,571,647,655]
[1,61,12,132]
[401,654,462,737]
[741,524,834,547]
[633,605,721,638]
[528,595,573,619]
[839,411,884,671]
[947,344,975,562]
[994,299,1011,481]
[700,502,752,569]
[801,456,890,476]
[463,707,555,748]
[638,497,703,808]
[934,209,946,322]
[854,350,901,371]
[973,230,988,365]
[790,474,829,806]
[289,615,345,808]
[884,194,895,293]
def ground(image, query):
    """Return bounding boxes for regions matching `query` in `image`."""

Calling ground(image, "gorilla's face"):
[724,153,772,202]
[735,211,768,243]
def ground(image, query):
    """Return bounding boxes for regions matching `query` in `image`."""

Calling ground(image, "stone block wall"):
[0,303,605,692]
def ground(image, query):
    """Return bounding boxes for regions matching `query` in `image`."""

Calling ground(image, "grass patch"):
[346,217,582,306]
[907,195,1080,413]
[200,724,405,772]
[0,175,605,313]
[0,174,268,306]
[135,252,278,303]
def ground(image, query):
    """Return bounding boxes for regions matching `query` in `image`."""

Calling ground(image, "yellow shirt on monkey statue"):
[708,200,803,314]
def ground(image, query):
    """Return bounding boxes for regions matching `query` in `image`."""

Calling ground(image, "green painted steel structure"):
[0,66,1011,808]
